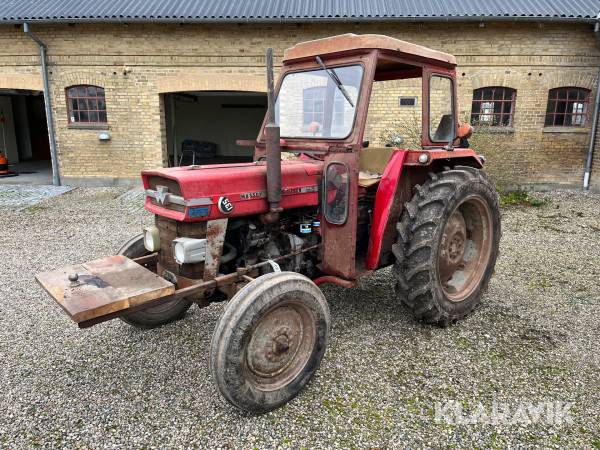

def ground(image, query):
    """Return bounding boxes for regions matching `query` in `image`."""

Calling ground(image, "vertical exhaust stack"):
[265,48,282,214]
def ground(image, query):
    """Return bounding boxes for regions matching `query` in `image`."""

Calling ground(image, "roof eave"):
[2,15,598,26]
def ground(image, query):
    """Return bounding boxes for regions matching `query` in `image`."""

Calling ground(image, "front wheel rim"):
[438,195,493,303]
[245,299,316,391]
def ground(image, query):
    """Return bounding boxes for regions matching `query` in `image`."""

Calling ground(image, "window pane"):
[77,86,86,97]
[544,114,554,126]
[324,162,349,225]
[480,101,494,124]
[471,88,515,127]
[571,102,581,115]
[98,98,106,110]
[88,86,97,96]
[99,111,107,123]
[572,115,584,126]
[429,76,454,142]
[554,113,565,126]
[276,64,363,139]
[564,113,573,127]
[88,111,99,123]
[78,98,88,110]
[79,110,89,122]
[97,88,105,98]
[88,99,98,110]
[71,99,78,111]
[546,88,590,127]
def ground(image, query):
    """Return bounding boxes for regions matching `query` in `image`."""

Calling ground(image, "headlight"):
[173,237,207,265]
[143,226,160,252]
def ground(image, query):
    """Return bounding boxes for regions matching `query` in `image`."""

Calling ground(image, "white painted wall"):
[168,92,267,160]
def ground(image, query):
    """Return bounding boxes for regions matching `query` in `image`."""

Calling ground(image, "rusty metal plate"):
[321,152,359,279]
[35,255,175,324]
[204,218,228,281]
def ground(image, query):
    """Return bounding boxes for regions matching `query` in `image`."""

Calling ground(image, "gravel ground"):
[0,187,599,449]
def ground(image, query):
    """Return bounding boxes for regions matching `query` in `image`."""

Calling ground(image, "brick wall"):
[0,21,598,188]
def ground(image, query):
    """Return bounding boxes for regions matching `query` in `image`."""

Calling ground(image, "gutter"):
[584,11,600,190]
[23,22,60,186]
[1,16,598,26]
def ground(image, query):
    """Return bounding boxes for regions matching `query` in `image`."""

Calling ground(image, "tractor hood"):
[142,160,323,222]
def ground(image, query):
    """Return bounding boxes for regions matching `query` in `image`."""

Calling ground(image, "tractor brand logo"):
[218,196,234,214]
[155,185,170,206]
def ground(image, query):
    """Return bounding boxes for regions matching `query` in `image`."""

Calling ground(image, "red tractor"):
[37,34,501,413]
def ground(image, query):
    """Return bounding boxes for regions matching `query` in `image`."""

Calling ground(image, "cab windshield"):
[275,64,363,139]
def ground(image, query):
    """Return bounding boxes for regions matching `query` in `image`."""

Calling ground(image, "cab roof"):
[283,33,457,67]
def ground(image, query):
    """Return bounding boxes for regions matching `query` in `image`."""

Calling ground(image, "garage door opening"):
[0,89,52,184]
[163,91,267,167]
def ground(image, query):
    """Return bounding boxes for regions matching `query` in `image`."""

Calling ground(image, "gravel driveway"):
[0,187,598,449]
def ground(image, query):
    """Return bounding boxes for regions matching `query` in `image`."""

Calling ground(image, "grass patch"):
[499,188,548,208]
[25,204,52,213]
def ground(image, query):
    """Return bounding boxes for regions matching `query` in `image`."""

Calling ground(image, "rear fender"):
[365,150,407,270]
[365,149,482,270]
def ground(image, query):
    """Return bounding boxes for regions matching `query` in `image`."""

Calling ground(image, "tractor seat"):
[358,147,395,187]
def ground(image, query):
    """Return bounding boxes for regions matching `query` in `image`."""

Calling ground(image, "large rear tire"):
[118,234,192,328]
[210,271,330,414]
[393,166,501,326]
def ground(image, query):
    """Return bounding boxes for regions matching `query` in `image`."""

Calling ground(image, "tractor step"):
[35,255,175,326]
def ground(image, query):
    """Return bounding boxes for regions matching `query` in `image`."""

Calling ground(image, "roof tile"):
[1,0,598,23]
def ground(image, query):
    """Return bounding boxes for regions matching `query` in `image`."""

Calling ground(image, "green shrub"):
[499,188,548,207]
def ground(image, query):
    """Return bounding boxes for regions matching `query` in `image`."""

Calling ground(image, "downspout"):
[584,13,600,190]
[23,22,60,186]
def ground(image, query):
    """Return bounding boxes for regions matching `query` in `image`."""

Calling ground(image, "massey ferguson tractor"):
[36,34,501,413]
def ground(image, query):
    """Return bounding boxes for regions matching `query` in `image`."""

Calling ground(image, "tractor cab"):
[253,34,480,279]
[256,33,461,155]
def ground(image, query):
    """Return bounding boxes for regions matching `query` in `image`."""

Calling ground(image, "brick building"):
[0,0,599,190]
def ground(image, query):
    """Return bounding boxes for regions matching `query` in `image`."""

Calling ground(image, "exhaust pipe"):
[265,48,282,215]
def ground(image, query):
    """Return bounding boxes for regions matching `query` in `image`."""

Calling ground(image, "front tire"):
[118,234,192,328]
[393,166,501,326]
[210,272,330,414]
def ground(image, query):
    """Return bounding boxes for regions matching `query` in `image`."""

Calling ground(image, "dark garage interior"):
[0,89,51,183]
[163,91,267,167]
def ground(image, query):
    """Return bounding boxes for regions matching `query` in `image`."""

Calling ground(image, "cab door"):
[320,151,359,279]
[422,67,458,148]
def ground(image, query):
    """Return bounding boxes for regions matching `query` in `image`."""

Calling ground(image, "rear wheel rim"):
[438,195,493,302]
[245,299,316,391]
